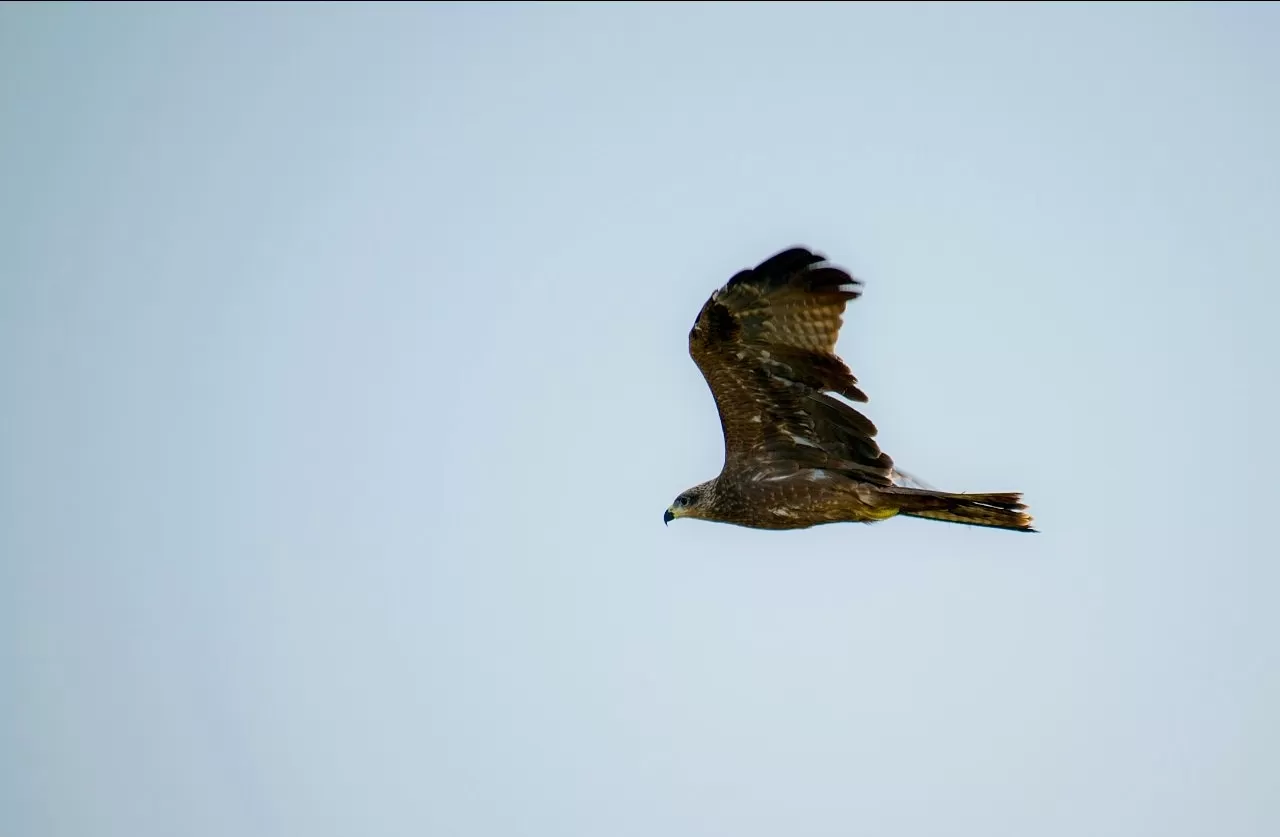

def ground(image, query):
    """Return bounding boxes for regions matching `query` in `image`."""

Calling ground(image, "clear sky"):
[3,3,1278,836]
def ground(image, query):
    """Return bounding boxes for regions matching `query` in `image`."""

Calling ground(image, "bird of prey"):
[664,246,1035,533]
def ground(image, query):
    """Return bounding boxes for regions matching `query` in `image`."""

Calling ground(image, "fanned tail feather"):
[892,489,1037,533]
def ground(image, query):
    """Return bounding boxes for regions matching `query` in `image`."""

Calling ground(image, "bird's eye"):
[675,496,688,507]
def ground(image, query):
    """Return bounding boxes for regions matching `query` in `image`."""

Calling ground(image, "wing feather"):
[688,246,894,485]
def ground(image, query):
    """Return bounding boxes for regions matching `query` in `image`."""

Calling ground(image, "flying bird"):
[665,246,1035,533]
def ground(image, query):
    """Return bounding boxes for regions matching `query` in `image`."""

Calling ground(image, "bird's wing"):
[688,247,894,485]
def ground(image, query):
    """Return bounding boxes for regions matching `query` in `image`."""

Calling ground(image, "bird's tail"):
[889,488,1037,533]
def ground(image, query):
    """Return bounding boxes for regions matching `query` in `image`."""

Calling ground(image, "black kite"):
[664,246,1035,533]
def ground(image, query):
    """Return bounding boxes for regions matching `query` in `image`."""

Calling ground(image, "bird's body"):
[673,468,899,531]
[665,246,1035,533]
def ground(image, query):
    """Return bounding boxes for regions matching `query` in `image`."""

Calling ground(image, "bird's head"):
[664,482,714,525]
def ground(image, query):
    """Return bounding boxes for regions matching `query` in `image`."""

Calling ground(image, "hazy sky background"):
[3,3,1278,836]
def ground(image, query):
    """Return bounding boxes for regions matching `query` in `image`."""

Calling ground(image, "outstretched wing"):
[688,246,894,485]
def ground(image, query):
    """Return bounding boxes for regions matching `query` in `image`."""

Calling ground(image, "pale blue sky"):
[3,3,1278,836]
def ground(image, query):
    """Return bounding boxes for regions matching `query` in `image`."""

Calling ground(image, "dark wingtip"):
[754,246,825,274]
[727,246,827,290]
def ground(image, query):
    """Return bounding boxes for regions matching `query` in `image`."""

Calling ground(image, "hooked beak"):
[663,508,675,526]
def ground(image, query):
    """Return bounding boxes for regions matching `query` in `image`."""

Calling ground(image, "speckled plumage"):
[667,246,1035,533]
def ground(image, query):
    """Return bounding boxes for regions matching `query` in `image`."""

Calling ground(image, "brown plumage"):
[665,246,1035,533]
